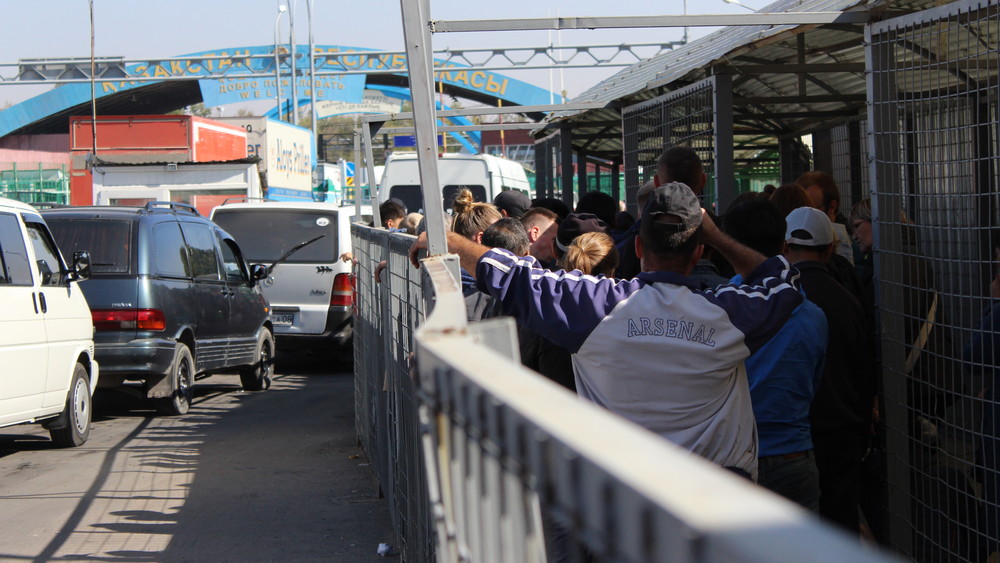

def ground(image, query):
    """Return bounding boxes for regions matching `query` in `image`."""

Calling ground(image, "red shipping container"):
[69,115,247,205]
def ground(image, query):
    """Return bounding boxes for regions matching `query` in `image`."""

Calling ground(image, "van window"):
[212,210,339,263]
[153,222,189,278]
[179,223,221,281]
[25,221,64,286]
[218,236,247,284]
[0,212,32,285]
[47,219,132,274]
[388,184,487,214]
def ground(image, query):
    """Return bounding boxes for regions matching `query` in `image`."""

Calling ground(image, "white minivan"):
[211,201,372,357]
[379,153,531,213]
[0,197,99,447]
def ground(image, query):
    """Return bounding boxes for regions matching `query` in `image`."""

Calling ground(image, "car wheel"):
[49,363,91,447]
[158,344,194,416]
[240,329,274,391]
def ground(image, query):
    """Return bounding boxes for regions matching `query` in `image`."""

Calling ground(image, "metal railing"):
[352,222,897,562]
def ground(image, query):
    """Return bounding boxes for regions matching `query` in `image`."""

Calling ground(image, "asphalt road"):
[0,358,397,562]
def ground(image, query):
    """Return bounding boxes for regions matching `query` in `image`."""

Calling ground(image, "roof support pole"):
[577,149,588,197]
[400,0,448,257]
[865,24,911,556]
[612,157,622,205]
[713,74,735,212]
[560,126,575,209]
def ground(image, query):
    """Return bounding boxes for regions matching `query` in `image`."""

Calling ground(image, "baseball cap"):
[555,213,609,254]
[641,182,702,233]
[493,190,532,219]
[785,207,834,246]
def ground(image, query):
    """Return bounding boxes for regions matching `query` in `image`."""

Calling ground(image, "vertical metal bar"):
[289,3,298,124]
[577,150,587,195]
[307,0,317,146]
[400,0,448,257]
[713,74,735,213]
[865,22,912,557]
[848,121,863,205]
[363,122,380,226]
[612,157,621,206]
[353,127,363,212]
[560,127,574,208]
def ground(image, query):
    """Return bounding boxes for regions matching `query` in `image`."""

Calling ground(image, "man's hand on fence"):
[374,260,388,284]
[408,233,429,268]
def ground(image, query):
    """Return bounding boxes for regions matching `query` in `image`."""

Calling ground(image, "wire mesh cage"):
[868,1,1000,559]
[622,80,718,216]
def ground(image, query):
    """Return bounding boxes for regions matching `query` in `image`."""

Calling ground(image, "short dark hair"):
[795,171,841,212]
[723,198,786,257]
[639,221,702,262]
[520,206,559,228]
[379,200,406,226]
[481,217,530,256]
[575,191,617,227]
[656,146,704,192]
[530,197,571,220]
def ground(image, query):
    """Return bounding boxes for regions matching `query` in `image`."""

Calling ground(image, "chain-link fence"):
[868,1,1000,559]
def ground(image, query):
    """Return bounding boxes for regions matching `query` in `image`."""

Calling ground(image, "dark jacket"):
[795,260,877,429]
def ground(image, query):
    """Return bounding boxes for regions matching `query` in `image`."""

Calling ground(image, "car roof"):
[211,201,371,214]
[41,205,207,220]
[0,196,46,214]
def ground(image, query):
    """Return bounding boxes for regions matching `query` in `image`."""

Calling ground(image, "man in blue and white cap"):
[783,206,876,533]
[409,182,804,479]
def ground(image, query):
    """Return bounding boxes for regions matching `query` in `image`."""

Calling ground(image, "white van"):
[378,153,531,213]
[0,197,99,447]
[210,201,372,357]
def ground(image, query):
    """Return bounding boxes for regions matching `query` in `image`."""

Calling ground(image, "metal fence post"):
[399,0,448,258]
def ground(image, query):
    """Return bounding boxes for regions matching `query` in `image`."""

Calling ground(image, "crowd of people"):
[374,145,997,557]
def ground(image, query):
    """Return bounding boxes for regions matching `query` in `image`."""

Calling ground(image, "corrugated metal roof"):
[550,0,875,119]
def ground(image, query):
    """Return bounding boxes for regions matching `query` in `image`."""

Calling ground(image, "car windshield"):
[212,209,339,263]
[47,218,132,274]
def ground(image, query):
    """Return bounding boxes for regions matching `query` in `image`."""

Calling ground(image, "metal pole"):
[289,0,298,124]
[89,0,97,157]
[399,0,447,257]
[274,6,286,122]
[307,0,317,150]
[362,124,380,226]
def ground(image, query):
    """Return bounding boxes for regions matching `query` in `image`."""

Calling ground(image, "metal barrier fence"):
[621,79,722,215]
[352,222,898,562]
[868,0,1000,559]
[353,225,436,562]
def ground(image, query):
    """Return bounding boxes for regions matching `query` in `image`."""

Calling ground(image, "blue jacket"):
[475,249,803,477]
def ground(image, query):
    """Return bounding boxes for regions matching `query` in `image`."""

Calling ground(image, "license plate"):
[272,313,294,327]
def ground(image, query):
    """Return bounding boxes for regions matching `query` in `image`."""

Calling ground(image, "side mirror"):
[69,251,92,281]
[249,264,269,283]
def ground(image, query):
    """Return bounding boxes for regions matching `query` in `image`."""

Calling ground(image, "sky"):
[0,0,768,108]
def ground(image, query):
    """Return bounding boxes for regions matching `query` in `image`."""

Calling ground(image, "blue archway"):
[0,45,561,139]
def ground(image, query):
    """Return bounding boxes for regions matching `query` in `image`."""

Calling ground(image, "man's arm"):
[700,210,766,278]
[408,231,490,276]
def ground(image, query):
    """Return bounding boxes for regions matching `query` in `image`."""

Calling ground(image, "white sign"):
[316,89,402,118]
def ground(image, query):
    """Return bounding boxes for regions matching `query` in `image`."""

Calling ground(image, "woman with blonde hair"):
[559,231,619,277]
[450,188,501,242]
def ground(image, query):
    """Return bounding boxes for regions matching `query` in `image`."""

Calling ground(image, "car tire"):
[158,344,194,416]
[240,329,274,392]
[48,362,91,448]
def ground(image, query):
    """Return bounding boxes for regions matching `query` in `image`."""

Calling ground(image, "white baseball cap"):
[785,207,834,246]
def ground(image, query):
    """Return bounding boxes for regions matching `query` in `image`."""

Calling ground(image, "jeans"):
[758,449,821,511]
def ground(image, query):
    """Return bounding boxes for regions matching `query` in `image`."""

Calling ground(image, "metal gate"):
[868,1,1000,559]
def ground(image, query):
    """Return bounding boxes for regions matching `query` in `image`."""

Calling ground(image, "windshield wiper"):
[266,235,326,274]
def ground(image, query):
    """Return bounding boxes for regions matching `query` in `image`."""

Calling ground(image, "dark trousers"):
[812,424,869,535]
[758,449,821,511]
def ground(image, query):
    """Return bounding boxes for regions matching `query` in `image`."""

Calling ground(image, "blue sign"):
[393,135,444,148]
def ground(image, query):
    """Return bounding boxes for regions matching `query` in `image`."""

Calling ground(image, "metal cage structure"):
[620,78,734,216]
[868,0,1000,559]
